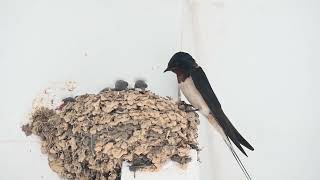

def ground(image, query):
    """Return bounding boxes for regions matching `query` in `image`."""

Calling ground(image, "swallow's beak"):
[163,67,170,73]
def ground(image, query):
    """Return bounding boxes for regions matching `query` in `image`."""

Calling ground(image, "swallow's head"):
[164,52,197,74]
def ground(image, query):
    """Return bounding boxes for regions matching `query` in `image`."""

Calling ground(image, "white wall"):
[191,0,320,179]
[1,0,320,180]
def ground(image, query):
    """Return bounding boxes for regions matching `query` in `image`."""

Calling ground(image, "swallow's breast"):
[179,77,211,116]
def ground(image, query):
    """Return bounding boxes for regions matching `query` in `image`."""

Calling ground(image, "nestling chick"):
[114,80,128,91]
[134,80,148,90]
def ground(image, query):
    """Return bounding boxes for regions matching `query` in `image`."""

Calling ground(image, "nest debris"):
[23,88,200,180]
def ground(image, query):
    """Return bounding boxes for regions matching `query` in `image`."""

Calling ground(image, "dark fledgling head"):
[134,80,148,90]
[114,80,128,91]
[164,52,198,74]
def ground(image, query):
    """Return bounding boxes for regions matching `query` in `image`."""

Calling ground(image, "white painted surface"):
[1,0,320,180]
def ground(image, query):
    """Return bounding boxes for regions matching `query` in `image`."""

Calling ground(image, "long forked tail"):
[224,137,252,180]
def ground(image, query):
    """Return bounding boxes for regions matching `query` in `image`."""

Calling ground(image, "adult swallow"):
[164,52,254,180]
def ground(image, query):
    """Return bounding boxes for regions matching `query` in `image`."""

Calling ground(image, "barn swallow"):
[164,52,254,180]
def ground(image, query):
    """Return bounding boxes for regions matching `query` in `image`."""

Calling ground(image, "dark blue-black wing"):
[190,67,254,156]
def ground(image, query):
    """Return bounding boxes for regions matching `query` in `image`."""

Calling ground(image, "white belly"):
[179,77,211,116]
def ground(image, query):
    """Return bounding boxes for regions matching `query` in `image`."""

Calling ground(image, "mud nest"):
[23,88,199,180]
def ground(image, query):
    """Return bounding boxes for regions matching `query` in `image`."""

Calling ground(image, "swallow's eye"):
[171,67,177,71]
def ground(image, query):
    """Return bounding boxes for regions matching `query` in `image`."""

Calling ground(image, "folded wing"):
[190,67,254,156]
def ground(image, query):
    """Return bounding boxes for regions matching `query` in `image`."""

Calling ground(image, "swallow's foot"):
[177,101,197,112]
[176,100,188,106]
[185,108,199,112]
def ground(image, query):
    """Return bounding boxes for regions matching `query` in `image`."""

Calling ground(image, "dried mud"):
[23,89,199,180]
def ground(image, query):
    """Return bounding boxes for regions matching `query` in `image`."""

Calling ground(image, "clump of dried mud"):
[23,89,199,180]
